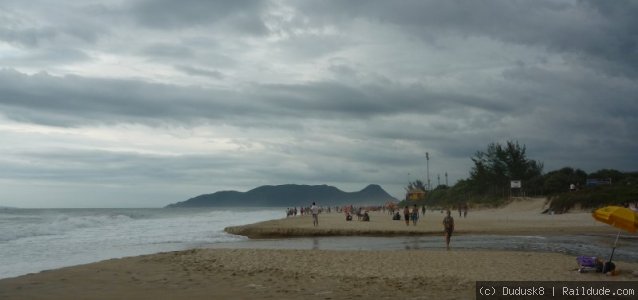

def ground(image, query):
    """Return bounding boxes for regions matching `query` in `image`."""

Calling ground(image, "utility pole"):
[406,172,410,201]
[425,152,430,191]
[437,174,440,187]
[445,172,448,186]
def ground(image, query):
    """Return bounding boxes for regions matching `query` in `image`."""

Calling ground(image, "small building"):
[586,178,612,187]
[406,189,426,201]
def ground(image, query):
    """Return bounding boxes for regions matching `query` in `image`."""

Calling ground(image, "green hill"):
[165,184,397,208]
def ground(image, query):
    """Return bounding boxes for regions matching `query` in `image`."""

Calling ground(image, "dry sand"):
[1,198,636,299]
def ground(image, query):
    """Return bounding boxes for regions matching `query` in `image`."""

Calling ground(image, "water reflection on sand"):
[206,234,638,262]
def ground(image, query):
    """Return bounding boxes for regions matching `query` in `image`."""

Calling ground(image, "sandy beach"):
[2,198,637,299]
[1,249,637,300]
[226,198,618,238]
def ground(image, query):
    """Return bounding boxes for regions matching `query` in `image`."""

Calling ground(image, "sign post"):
[510,180,522,198]
[510,180,521,188]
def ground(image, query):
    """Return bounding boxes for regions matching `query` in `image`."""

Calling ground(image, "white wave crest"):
[0,213,134,242]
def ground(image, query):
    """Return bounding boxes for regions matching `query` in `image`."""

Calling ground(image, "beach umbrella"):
[591,206,638,271]
[593,206,638,233]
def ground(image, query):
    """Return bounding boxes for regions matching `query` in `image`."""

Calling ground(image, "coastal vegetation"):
[403,141,638,211]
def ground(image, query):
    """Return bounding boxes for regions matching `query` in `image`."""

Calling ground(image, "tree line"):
[404,141,638,210]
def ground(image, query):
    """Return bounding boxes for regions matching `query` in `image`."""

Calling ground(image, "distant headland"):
[165,184,397,208]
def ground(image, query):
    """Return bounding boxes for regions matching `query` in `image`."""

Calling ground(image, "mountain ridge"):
[165,184,397,208]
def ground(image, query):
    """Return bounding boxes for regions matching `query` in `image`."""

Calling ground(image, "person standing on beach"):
[411,204,419,226]
[311,202,319,227]
[443,210,454,250]
[403,206,410,226]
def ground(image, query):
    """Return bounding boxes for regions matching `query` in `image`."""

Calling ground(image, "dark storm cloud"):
[575,0,638,76]
[0,69,517,127]
[255,81,515,120]
[0,69,249,126]
[500,65,638,123]
[296,0,638,77]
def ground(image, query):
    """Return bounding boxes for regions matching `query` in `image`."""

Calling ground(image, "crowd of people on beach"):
[287,202,460,249]
[286,204,384,219]
[286,204,323,225]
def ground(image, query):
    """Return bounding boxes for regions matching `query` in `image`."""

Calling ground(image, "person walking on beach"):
[403,206,410,226]
[443,210,454,250]
[411,204,419,226]
[311,202,319,226]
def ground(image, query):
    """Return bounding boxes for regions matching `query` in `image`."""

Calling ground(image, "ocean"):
[0,207,284,279]
[3,208,637,280]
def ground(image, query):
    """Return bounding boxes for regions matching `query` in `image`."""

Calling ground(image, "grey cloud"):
[328,64,358,78]
[0,48,90,69]
[271,32,350,61]
[0,27,57,48]
[143,43,195,58]
[131,0,266,32]
[0,69,515,127]
[29,48,90,63]
[226,13,269,35]
[145,39,239,68]
[295,0,638,77]
[575,0,638,75]
[1,67,635,177]
[0,148,244,185]
[175,65,224,79]
[256,81,515,120]
[0,7,56,47]
[0,69,247,126]
[0,145,396,194]
[2,0,637,207]
[0,2,113,48]
[500,65,638,122]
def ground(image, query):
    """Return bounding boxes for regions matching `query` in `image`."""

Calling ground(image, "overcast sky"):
[1,0,637,208]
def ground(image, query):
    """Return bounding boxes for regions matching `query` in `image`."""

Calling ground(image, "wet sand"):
[1,249,637,300]
[2,198,637,299]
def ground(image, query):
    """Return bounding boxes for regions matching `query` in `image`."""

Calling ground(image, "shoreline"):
[2,198,637,299]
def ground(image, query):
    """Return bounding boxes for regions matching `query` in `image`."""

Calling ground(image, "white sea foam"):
[0,207,284,279]
[0,213,135,242]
